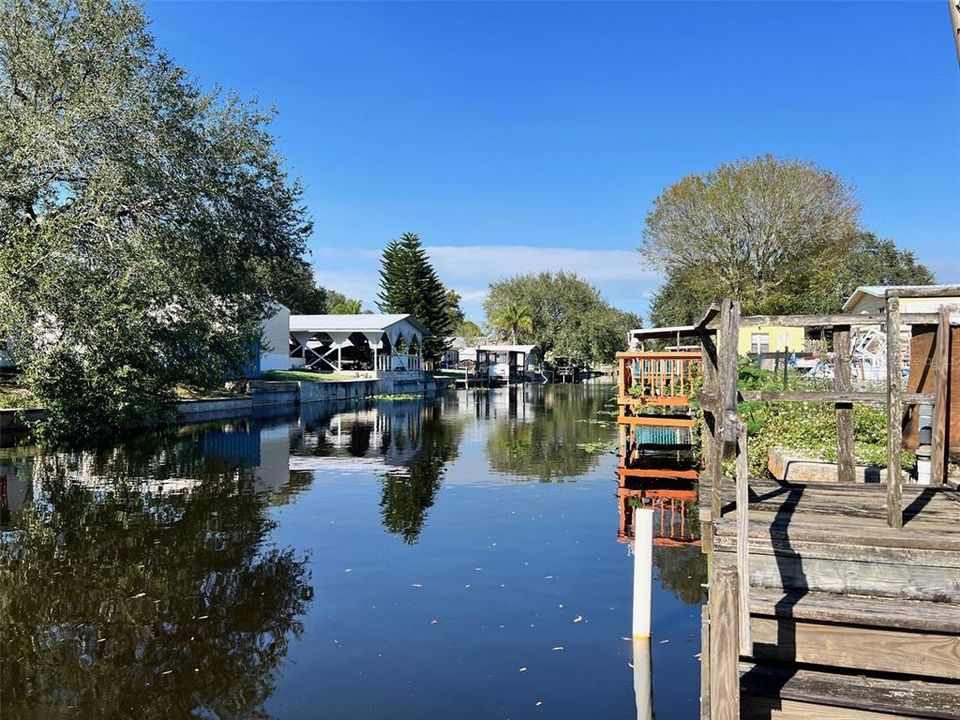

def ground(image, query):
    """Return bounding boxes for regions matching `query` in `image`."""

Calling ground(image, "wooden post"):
[700,604,711,720]
[719,301,741,437]
[931,307,950,486]
[886,294,903,529]
[701,330,722,521]
[709,564,740,720]
[735,421,750,658]
[834,326,855,483]
[633,506,654,639]
[782,346,789,389]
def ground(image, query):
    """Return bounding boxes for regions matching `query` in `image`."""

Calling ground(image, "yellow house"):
[737,324,805,355]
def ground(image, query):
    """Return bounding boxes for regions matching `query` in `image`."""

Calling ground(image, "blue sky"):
[148,1,960,321]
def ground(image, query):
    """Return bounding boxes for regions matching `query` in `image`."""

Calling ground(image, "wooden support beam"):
[931,308,950,486]
[739,390,932,405]
[885,294,903,529]
[709,564,740,720]
[885,284,960,299]
[736,312,941,328]
[834,326,855,483]
[617,415,695,428]
[735,421,750,658]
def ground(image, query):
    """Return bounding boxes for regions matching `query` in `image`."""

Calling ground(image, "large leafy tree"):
[484,272,638,363]
[0,0,311,439]
[376,233,452,362]
[641,155,860,314]
[797,231,936,313]
[647,232,935,325]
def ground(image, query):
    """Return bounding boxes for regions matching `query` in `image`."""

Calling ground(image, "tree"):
[443,288,465,330]
[798,232,936,313]
[457,320,483,344]
[647,232,935,324]
[376,233,452,362]
[490,302,533,344]
[0,0,311,440]
[326,289,363,314]
[263,257,328,315]
[641,155,860,314]
[648,270,709,328]
[483,272,637,363]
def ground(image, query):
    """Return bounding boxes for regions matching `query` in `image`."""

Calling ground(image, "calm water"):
[0,384,705,719]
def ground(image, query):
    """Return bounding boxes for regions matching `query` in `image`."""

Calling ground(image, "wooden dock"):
[694,294,960,720]
[705,476,960,719]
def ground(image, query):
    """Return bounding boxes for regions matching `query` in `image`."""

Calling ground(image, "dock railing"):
[616,351,702,407]
[689,291,957,718]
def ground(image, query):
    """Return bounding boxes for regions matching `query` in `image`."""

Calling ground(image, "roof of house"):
[289,313,431,337]
[842,284,960,312]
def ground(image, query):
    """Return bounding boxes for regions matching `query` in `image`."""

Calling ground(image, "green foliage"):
[376,233,452,362]
[484,386,615,481]
[0,0,311,441]
[792,231,936,314]
[378,402,463,543]
[484,272,639,363]
[326,289,363,314]
[261,370,355,382]
[489,302,533,344]
[719,367,917,477]
[456,319,482,344]
[443,288,465,329]
[641,155,860,316]
[648,269,708,328]
[0,436,312,717]
[261,257,328,314]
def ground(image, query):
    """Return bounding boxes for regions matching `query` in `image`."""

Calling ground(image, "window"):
[751,333,770,354]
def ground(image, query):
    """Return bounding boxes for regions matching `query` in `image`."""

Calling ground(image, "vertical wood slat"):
[701,330,722,521]
[735,421,751,658]
[834,325,855,483]
[719,301,741,446]
[931,307,950,486]
[886,294,903,529]
[709,564,740,720]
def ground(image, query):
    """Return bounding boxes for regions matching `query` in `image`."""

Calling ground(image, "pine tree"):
[377,233,452,363]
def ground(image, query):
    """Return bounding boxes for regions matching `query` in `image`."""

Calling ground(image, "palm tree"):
[490,303,533,344]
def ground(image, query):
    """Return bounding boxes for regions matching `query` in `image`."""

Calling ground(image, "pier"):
[622,290,960,719]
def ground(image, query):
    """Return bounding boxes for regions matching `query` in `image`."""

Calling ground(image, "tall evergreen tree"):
[376,233,452,363]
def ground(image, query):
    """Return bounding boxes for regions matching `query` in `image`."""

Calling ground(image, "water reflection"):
[0,432,312,720]
[0,385,707,719]
[484,384,617,481]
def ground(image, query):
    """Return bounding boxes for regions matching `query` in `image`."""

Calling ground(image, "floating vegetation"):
[369,393,421,401]
[576,440,617,454]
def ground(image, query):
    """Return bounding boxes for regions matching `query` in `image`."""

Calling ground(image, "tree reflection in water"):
[378,400,464,544]
[484,384,616,481]
[0,431,312,720]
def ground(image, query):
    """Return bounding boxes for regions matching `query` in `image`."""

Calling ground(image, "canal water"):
[0,384,704,719]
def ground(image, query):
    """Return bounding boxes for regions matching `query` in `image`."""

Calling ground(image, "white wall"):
[261,303,291,372]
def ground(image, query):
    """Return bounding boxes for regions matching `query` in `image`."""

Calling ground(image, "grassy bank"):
[262,370,363,383]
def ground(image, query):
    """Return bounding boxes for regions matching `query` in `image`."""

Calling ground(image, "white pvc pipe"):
[633,506,654,639]
[633,638,653,720]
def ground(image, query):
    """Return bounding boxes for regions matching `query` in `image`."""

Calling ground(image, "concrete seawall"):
[1,374,452,436]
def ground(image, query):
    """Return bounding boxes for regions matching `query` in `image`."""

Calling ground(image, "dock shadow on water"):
[0,384,706,719]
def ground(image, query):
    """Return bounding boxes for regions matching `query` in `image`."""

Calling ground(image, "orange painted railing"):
[616,351,701,407]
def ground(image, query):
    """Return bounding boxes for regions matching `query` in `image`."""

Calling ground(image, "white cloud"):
[309,244,663,321]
